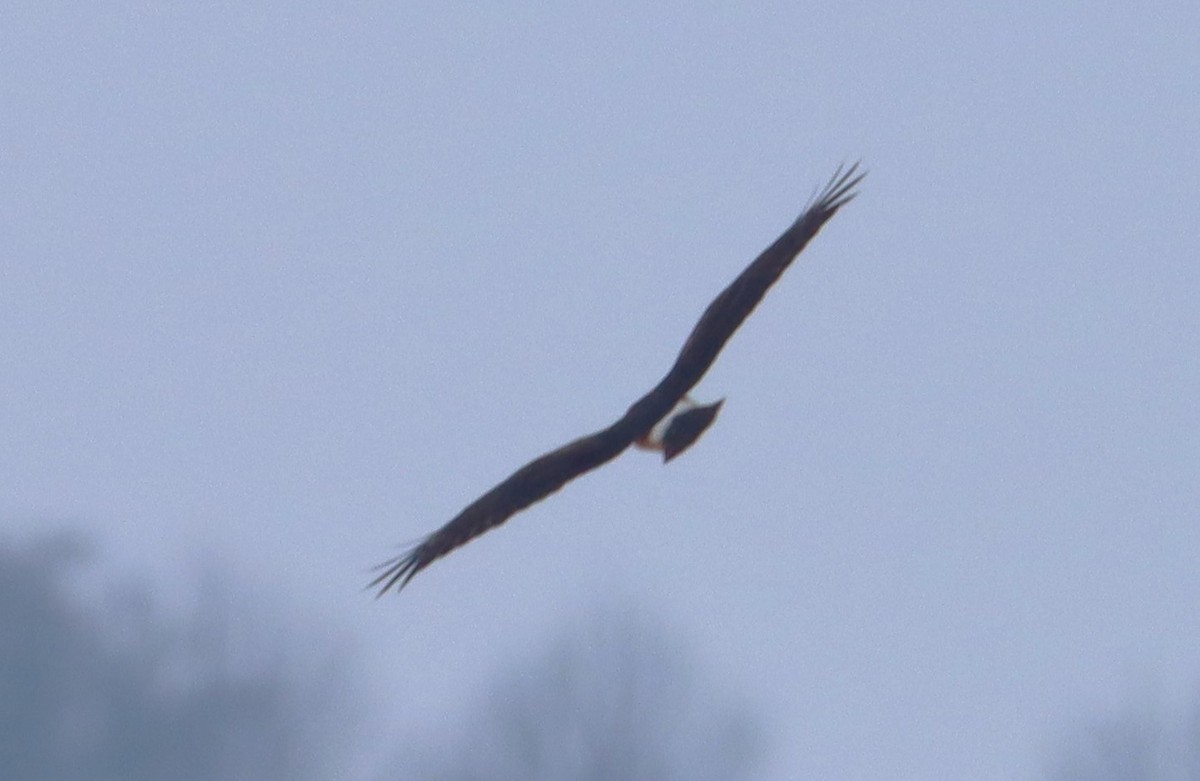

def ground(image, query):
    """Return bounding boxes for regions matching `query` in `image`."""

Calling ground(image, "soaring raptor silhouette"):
[372,163,864,594]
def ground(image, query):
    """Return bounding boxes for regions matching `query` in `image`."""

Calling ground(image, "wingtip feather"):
[368,544,426,597]
[811,161,866,213]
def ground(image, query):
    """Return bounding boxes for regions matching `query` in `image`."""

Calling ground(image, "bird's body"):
[633,396,724,463]
[372,164,864,594]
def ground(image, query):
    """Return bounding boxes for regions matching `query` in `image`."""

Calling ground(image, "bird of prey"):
[372,163,864,595]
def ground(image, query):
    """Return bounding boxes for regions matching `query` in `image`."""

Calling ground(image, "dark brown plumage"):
[660,399,724,463]
[371,163,864,594]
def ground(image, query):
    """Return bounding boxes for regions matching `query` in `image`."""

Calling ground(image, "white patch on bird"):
[633,395,702,451]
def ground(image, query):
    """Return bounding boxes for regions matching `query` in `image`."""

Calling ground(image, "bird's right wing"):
[664,163,865,394]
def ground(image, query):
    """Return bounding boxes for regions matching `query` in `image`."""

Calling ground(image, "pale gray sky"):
[3,3,1199,778]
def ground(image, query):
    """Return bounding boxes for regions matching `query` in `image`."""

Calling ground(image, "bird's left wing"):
[370,419,638,594]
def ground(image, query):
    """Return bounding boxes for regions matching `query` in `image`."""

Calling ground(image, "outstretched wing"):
[616,163,864,444]
[662,162,864,395]
[372,163,864,594]
[370,422,633,594]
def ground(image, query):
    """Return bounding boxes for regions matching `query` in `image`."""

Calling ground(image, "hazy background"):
[3,3,1198,779]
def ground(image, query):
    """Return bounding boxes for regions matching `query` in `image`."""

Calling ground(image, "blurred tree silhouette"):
[399,608,763,781]
[1047,697,1200,781]
[0,530,357,781]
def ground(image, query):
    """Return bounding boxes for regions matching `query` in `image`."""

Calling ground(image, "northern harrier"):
[373,164,864,594]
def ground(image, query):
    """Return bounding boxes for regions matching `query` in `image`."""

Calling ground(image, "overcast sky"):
[3,3,1199,779]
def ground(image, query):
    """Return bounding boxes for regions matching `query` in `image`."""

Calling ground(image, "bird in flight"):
[372,163,864,595]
